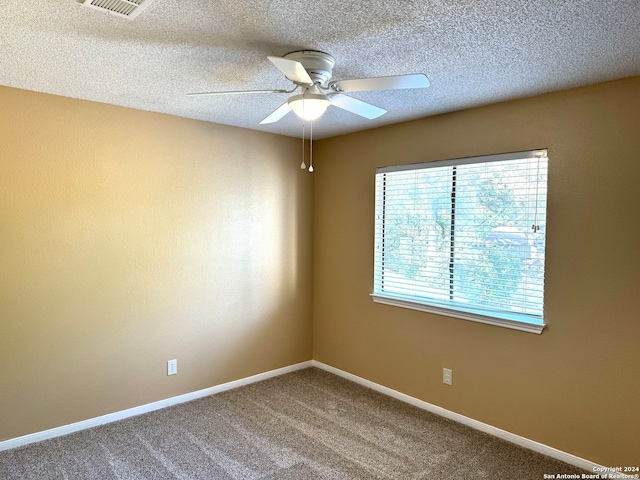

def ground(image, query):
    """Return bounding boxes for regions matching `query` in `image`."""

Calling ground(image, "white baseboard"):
[311,360,604,473]
[0,361,312,453]
[0,358,607,474]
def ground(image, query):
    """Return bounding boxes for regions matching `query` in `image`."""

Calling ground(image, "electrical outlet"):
[167,359,177,376]
[443,368,453,386]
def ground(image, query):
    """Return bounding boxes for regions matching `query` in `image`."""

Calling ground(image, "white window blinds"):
[373,150,548,332]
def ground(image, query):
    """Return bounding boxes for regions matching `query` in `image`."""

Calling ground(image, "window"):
[372,149,548,334]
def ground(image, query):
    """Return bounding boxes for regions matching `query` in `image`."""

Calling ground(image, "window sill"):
[370,294,546,334]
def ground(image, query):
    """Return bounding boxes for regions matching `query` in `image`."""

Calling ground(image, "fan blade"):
[259,102,292,124]
[329,94,387,119]
[332,74,430,92]
[268,56,313,85]
[186,89,289,96]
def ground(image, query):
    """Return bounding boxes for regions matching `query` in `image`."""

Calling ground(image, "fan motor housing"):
[283,50,335,85]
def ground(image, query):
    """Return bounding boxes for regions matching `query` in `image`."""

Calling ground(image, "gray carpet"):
[0,367,587,479]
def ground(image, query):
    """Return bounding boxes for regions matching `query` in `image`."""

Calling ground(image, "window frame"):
[371,149,548,334]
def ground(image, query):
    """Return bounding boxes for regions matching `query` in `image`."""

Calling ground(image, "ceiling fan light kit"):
[288,92,331,121]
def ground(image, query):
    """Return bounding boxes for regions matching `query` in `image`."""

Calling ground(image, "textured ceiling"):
[1,0,639,139]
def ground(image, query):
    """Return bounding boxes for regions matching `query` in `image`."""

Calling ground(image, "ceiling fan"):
[187,50,430,124]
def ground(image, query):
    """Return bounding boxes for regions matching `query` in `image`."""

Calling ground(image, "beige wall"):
[2,77,638,466]
[312,77,640,466]
[0,86,313,441]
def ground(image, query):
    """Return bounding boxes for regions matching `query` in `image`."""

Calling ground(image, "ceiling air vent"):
[81,0,155,19]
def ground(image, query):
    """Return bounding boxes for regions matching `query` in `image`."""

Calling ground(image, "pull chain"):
[309,119,314,172]
[300,92,306,169]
